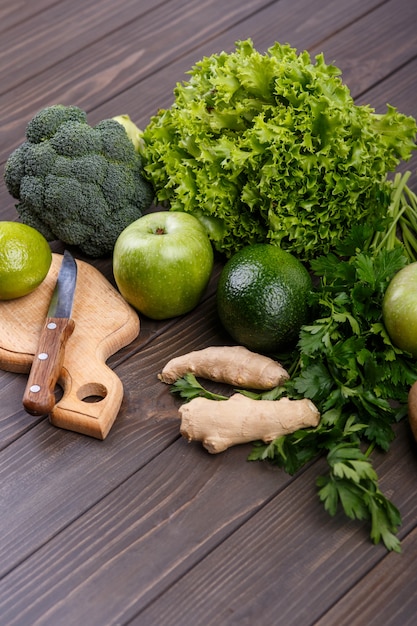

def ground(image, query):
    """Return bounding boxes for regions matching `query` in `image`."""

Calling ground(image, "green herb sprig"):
[171,205,417,551]
[248,234,417,552]
[171,373,228,402]
[369,171,417,262]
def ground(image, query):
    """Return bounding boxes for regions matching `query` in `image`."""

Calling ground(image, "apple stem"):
[155,227,166,235]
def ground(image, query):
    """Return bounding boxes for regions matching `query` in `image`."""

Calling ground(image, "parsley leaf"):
[168,202,417,552]
[251,242,417,551]
[170,373,228,402]
[316,442,402,552]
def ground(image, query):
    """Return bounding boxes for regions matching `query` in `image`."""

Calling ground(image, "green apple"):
[383,262,417,357]
[113,211,214,319]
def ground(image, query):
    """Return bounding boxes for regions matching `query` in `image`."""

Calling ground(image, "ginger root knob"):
[179,393,320,454]
[158,345,289,390]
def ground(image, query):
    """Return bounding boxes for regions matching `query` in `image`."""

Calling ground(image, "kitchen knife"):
[23,250,77,416]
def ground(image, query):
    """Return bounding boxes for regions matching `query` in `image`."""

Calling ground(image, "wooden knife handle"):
[23,317,75,416]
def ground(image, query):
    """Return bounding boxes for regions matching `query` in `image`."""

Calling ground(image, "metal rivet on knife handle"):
[23,317,75,415]
[22,251,77,417]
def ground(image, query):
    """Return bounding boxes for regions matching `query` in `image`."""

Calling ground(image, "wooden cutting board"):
[0,253,140,439]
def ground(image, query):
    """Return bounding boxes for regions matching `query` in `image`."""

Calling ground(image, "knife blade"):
[23,250,77,416]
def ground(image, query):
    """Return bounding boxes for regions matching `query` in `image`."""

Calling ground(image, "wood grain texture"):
[136,426,417,626]
[0,254,139,438]
[0,0,417,623]
[309,0,417,94]
[316,526,417,626]
[0,290,226,577]
[0,0,272,163]
[0,0,60,33]
[0,438,291,624]
[0,370,44,447]
[0,0,159,94]
[1,426,416,626]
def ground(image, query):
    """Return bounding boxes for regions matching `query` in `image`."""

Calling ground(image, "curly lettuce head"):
[141,40,417,260]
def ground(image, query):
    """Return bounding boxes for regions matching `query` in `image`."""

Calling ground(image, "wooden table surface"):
[1,1,417,624]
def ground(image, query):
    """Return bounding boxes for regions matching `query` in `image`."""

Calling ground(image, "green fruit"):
[0,221,52,300]
[383,262,417,357]
[113,211,214,320]
[217,244,312,353]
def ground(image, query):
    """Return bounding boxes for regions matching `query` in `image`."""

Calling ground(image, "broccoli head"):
[3,104,154,257]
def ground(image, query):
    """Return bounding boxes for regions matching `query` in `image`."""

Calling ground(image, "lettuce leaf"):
[141,40,417,260]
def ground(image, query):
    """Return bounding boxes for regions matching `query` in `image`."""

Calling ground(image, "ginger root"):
[179,393,320,454]
[158,345,289,390]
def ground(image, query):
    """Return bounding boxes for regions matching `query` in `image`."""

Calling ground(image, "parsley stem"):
[402,222,417,258]
[372,172,411,256]
[364,442,375,458]
[287,355,301,378]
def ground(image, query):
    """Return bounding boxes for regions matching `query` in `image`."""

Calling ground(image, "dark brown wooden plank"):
[0,0,164,93]
[357,55,417,119]
[309,0,417,95]
[1,424,415,625]
[101,0,414,122]
[0,0,62,32]
[317,527,417,626]
[0,371,44,446]
[0,435,295,624]
[0,414,176,579]
[134,426,417,625]
[0,0,273,163]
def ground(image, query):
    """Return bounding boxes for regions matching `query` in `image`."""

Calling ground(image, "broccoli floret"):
[16,201,56,240]
[95,119,136,163]
[3,104,154,257]
[19,175,45,212]
[24,142,57,177]
[3,144,27,198]
[83,205,141,258]
[26,104,87,143]
[50,121,103,157]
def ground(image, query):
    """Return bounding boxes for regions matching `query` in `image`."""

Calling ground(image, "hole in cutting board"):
[77,382,107,404]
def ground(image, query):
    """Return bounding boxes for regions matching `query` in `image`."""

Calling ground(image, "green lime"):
[0,221,52,300]
[217,243,312,353]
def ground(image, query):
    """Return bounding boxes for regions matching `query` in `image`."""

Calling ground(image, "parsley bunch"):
[249,230,417,552]
[171,223,417,551]
[170,178,417,552]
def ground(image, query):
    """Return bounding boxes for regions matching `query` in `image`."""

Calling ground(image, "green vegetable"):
[171,373,228,402]
[170,188,417,551]
[4,104,154,257]
[249,233,417,553]
[140,40,416,261]
[368,170,417,262]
